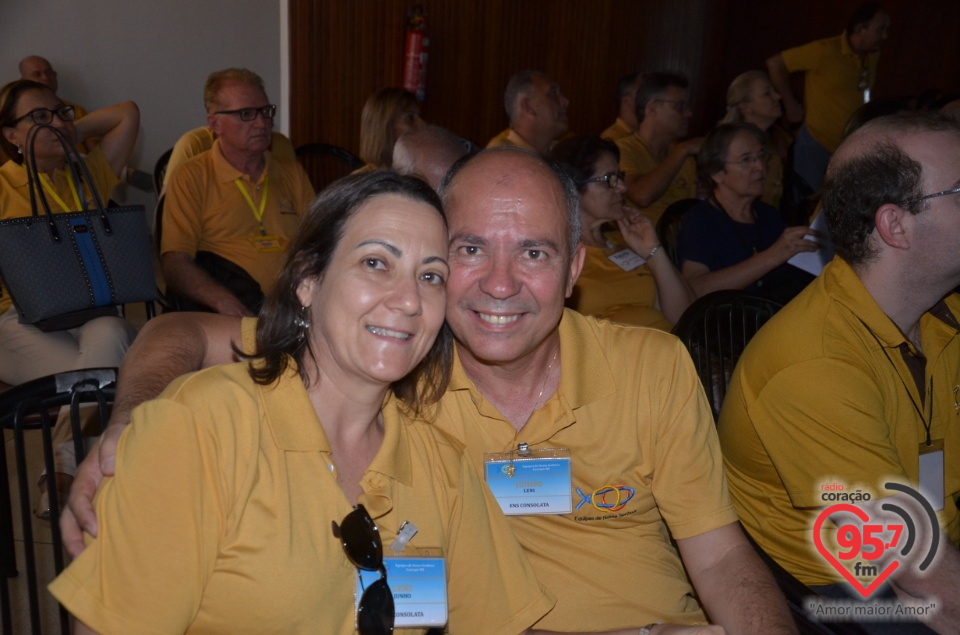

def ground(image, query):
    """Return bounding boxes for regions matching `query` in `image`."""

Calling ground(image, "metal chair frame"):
[0,368,117,635]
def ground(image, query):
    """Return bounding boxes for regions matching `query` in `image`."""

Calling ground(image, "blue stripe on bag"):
[69,218,112,306]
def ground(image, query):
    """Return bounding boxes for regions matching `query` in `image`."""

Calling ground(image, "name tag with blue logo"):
[356,556,447,628]
[484,448,572,515]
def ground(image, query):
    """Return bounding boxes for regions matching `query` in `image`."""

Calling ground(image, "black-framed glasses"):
[213,104,277,121]
[332,504,394,635]
[13,104,76,126]
[580,170,625,189]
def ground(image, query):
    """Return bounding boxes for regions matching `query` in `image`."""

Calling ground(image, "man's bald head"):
[823,112,960,266]
[439,147,581,259]
[18,56,58,93]
[392,125,467,191]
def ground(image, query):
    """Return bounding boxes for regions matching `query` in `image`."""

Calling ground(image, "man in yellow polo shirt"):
[719,113,960,631]
[65,148,796,634]
[616,71,702,225]
[767,3,890,193]
[486,70,569,156]
[161,68,314,316]
[600,71,641,142]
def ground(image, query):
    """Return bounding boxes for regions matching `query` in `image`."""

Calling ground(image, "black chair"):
[671,290,782,421]
[655,197,700,268]
[0,368,117,635]
[294,143,363,192]
[153,148,173,198]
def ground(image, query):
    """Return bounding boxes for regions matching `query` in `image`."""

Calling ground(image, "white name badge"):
[356,556,447,628]
[608,248,644,271]
[919,440,945,511]
[484,448,572,515]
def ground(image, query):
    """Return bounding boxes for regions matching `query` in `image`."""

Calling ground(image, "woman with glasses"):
[721,71,790,208]
[553,136,694,330]
[677,123,818,302]
[51,171,553,634]
[0,79,140,515]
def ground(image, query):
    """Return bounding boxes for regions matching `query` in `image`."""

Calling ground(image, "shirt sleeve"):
[676,203,718,268]
[748,357,909,508]
[781,39,825,73]
[651,338,738,539]
[48,396,230,634]
[161,160,207,257]
[444,451,555,634]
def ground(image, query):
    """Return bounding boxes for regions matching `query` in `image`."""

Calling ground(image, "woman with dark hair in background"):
[553,136,694,329]
[50,171,552,634]
[678,123,819,304]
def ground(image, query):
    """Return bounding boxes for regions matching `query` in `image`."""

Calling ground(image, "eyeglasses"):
[12,104,76,126]
[332,504,394,635]
[725,152,768,169]
[654,98,689,113]
[213,104,277,121]
[906,184,960,205]
[580,171,625,189]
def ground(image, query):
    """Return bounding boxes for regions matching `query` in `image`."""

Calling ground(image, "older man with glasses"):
[161,68,315,317]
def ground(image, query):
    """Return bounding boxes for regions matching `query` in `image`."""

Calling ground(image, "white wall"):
[1,0,285,210]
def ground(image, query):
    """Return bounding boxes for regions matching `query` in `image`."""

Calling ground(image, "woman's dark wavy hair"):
[0,79,55,163]
[247,169,453,415]
[696,122,766,194]
[550,135,620,191]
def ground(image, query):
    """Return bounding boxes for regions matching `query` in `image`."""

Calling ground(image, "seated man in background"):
[616,71,702,224]
[67,148,796,634]
[161,68,314,316]
[392,123,468,191]
[719,112,960,633]
[487,70,569,156]
[19,55,96,153]
[161,126,295,191]
[601,71,641,142]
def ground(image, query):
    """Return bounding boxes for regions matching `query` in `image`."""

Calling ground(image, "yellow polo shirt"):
[615,133,697,225]
[719,258,960,585]
[601,117,634,142]
[0,147,119,314]
[50,361,554,634]
[161,139,314,294]
[163,126,297,186]
[569,236,671,330]
[486,128,538,152]
[781,33,880,153]
[434,309,735,629]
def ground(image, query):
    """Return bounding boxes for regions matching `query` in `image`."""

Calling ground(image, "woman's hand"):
[616,208,660,259]
[768,226,820,264]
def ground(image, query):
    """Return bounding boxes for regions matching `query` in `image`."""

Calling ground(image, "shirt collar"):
[258,359,413,485]
[447,309,615,414]
[211,138,272,186]
[825,258,960,349]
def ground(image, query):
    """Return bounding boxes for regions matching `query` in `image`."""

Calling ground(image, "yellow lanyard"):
[38,172,84,212]
[235,176,270,236]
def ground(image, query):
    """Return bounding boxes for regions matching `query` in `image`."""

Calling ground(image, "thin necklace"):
[522,348,560,425]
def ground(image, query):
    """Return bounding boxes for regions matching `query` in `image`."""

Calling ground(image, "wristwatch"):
[639,624,659,635]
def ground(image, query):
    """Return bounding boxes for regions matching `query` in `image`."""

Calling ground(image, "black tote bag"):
[0,124,158,330]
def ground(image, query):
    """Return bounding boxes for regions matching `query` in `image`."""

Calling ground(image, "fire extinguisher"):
[402,5,429,102]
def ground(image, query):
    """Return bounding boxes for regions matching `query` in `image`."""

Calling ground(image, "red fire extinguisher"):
[402,5,429,102]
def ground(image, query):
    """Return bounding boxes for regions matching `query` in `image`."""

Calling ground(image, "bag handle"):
[24,124,112,243]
